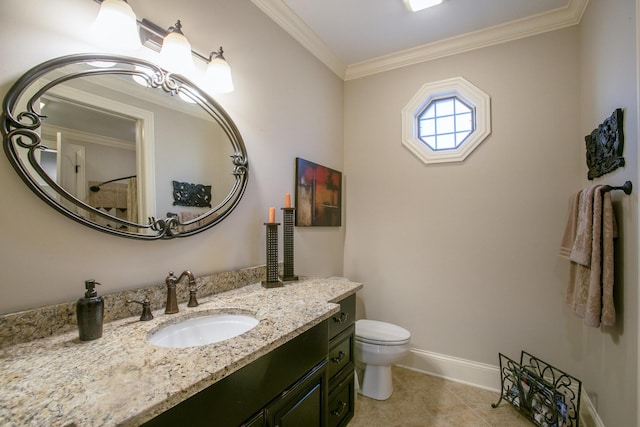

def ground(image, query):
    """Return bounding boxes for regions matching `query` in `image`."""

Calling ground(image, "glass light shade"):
[206,57,234,93]
[403,0,443,12]
[92,0,141,51]
[159,31,195,76]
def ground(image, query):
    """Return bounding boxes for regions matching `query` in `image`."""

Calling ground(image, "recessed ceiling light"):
[403,0,444,12]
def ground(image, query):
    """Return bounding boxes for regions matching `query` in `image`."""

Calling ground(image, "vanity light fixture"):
[403,0,444,12]
[159,20,195,76]
[92,0,141,51]
[91,0,234,93]
[206,48,234,94]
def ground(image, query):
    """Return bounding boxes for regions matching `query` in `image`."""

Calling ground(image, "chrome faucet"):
[164,270,198,314]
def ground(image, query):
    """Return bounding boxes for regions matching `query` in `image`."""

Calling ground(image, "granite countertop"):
[0,277,362,427]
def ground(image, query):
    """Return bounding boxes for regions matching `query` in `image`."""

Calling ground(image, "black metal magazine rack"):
[492,351,581,427]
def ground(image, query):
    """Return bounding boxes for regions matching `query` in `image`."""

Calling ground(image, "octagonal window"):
[418,96,475,151]
[402,77,490,164]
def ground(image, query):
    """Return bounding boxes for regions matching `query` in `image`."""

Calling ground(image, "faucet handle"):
[165,271,177,286]
[126,298,154,321]
[187,283,204,308]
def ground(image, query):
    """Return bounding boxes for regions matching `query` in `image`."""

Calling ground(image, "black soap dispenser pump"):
[76,279,104,341]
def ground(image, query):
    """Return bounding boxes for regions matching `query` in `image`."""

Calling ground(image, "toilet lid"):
[356,319,410,345]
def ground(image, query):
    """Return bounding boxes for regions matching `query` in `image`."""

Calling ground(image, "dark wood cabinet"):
[142,293,357,427]
[143,320,328,427]
[327,294,356,427]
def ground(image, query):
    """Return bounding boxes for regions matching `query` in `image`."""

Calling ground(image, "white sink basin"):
[148,313,259,348]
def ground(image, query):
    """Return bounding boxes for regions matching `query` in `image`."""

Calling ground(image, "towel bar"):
[601,180,632,195]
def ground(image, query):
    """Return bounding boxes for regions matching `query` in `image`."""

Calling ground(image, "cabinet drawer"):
[328,369,355,427]
[328,325,354,382]
[329,294,355,338]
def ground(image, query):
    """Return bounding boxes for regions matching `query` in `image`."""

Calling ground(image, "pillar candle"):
[285,193,291,208]
[268,207,275,223]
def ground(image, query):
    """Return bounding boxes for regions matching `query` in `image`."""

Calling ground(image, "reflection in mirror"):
[2,54,248,239]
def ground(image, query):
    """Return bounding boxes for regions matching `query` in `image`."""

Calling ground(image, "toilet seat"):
[355,319,410,346]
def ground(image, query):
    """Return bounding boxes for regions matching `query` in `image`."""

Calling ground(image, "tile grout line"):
[445,384,494,426]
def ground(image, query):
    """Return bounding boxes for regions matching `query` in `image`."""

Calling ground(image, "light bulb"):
[92,0,141,51]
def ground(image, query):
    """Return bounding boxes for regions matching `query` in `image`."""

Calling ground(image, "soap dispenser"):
[76,279,104,341]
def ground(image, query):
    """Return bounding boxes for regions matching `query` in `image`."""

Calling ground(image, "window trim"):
[402,77,491,164]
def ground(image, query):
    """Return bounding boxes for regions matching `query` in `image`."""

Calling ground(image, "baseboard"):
[397,347,605,427]
[397,347,501,392]
[579,391,605,427]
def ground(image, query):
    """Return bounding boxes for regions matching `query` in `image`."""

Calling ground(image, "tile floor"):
[349,366,546,427]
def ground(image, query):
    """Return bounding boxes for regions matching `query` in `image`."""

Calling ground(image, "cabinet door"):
[267,360,327,427]
[242,410,264,427]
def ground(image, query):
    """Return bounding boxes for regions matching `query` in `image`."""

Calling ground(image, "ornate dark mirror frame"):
[586,108,624,180]
[1,54,248,239]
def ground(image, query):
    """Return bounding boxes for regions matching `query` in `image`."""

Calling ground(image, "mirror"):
[1,54,248,239]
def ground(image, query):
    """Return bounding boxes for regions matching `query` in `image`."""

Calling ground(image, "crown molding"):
[251,0,347,79]
[345,0,589,80]
[252,0,589,81]
[42,125,135,151]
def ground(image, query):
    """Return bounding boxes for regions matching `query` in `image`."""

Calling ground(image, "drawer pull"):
[333,312,349,323]
[331,401,347,417]
[331,351,346,364]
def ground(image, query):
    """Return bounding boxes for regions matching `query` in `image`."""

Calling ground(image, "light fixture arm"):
[167,20,184,35]
[209,47,226,62]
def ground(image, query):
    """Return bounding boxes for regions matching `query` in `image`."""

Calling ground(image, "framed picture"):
[295,158,342,226]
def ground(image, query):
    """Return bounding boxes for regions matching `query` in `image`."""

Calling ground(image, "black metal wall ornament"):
[172,181,212,208]
[585,108,625,180]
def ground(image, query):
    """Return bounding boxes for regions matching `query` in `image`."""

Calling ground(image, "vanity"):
[0,277,361,426]
[0,50,357,426]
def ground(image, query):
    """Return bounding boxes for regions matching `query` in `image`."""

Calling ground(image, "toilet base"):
[359,364,393,400]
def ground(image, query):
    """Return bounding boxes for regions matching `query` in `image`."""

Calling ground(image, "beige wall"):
[345,26,583,363]
[2,0,638,424]
[0,0,345,313]
[344,5,637,426]
[578,0,638,425]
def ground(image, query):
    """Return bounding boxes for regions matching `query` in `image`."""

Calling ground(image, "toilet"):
[355,319,411,400]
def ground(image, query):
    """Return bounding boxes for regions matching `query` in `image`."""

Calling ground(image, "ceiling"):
[251,0,589,80]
